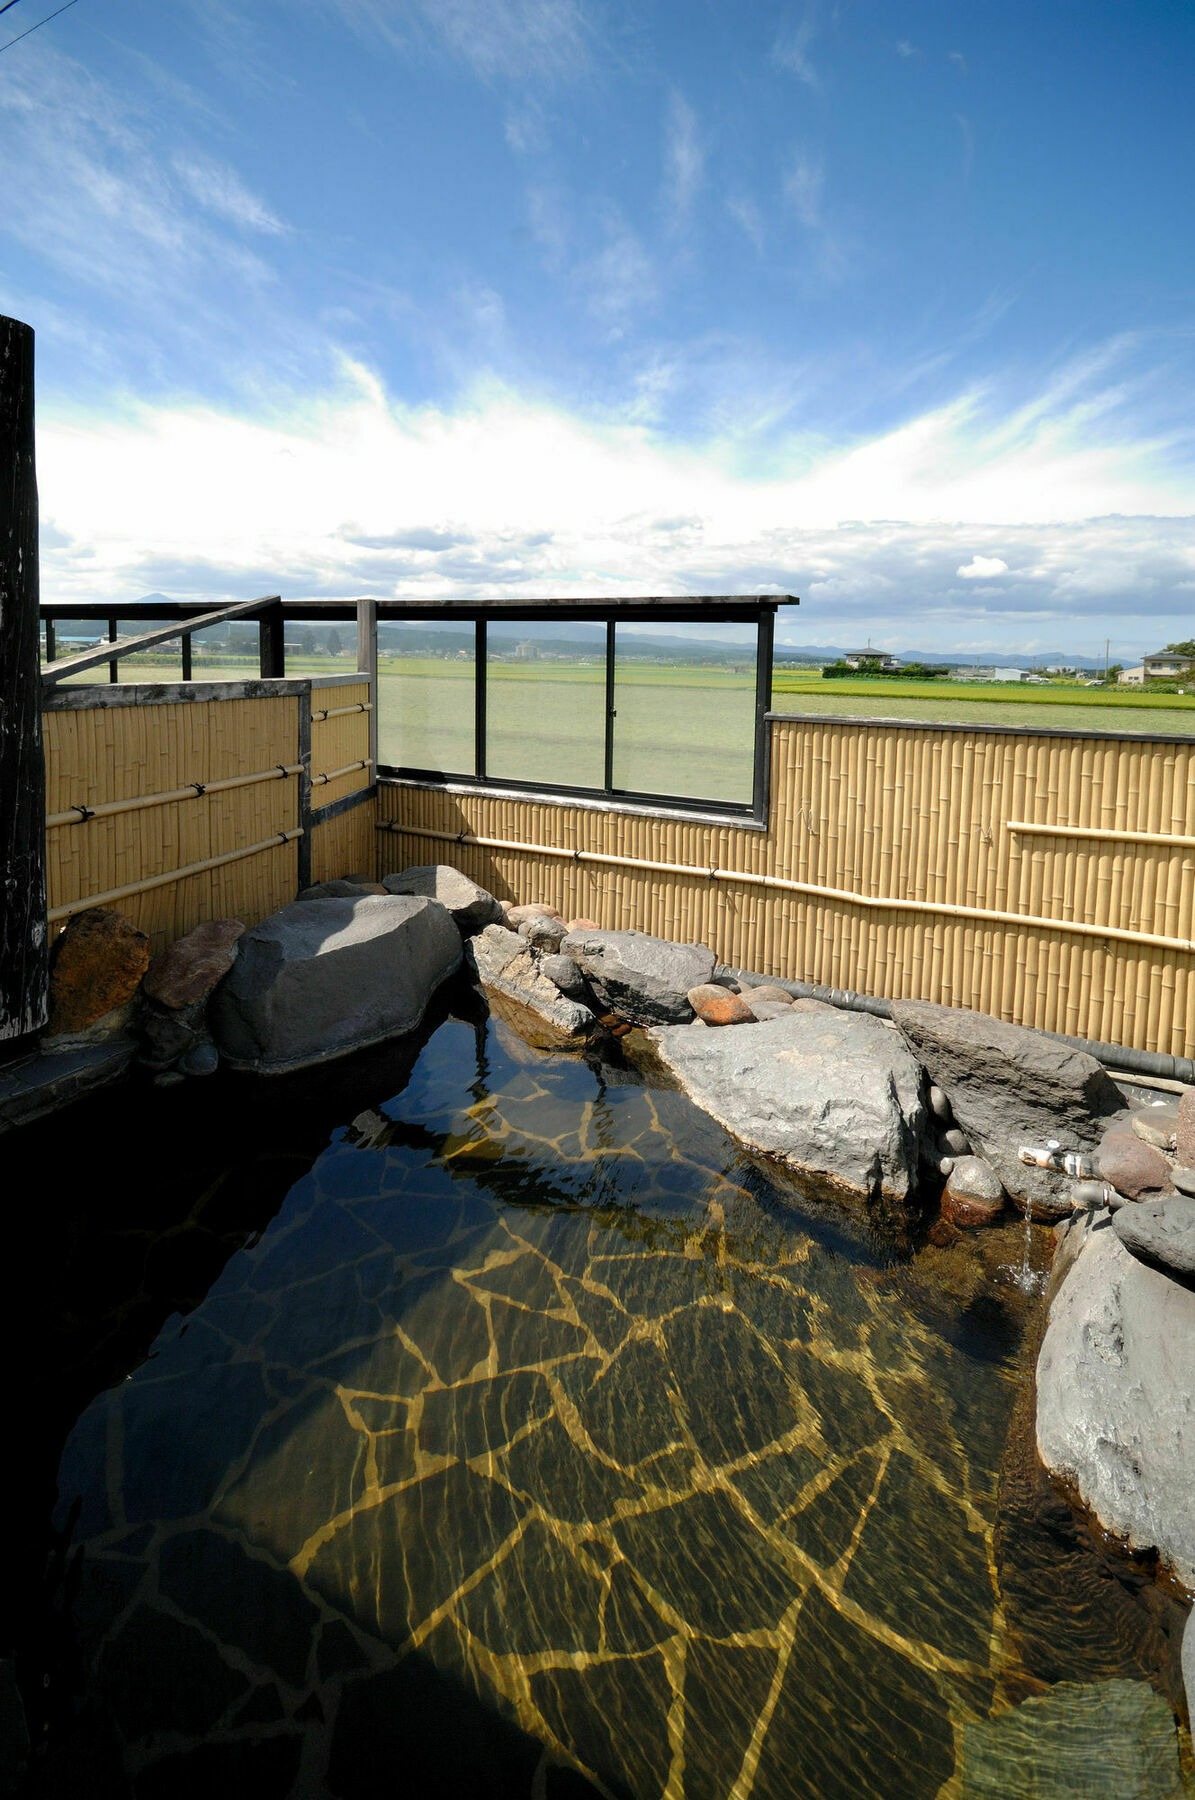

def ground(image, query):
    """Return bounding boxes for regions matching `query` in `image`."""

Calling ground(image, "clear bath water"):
[16,995,1188,1798]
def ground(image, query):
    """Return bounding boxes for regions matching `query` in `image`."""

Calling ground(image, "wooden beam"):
[40,594,281,686]
[0,315,48,1044]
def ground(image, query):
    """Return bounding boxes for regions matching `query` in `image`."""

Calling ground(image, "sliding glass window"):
[611,621,758,806]
[485,619,606,789]
[378,619,475,775]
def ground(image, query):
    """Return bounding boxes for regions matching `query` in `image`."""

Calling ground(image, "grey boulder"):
[1036,1217,1195,1590]
[539,954,590,999]
[297,879,385,902]
[891,998,1125,1216]
[382,864,504,935]
[1112,1195,1195,1281]
[211,895,461,1073]
[518,914,568,951]
[645,1004,932,1228]
[561,929,715,1025]
[468,925,592,1046]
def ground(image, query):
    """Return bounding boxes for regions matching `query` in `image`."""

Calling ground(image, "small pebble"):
[938,1156,955,1176]
[943,1127,970,1155]
[929,1084,952,1121]
[152,1070,186,1089]
[1170,1166,1195,1197]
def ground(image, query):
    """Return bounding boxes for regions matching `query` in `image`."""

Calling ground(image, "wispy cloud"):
[948,49,968,75]
[326,0,591,83]
[727,194,765,254]
[783,151,824,229]
[663,91,703,233]
[895,39,920,59]
[773,7,819,86]
[172,155,286,234]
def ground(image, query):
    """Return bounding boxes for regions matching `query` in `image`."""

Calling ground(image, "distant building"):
[1142,651,1194,680]
[950,666,1027,683]
[1118,665,1146,685]
[513,640,539,662]
[842,647,902,670]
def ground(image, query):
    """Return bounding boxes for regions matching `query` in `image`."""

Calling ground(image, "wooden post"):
[0,315,48,1044]
[355,597,378,785]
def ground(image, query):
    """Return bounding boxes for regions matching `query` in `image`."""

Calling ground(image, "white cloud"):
[895,40,919,58]
[726,195,765,254]
[783,152,823,230]
[663,91,703,232]
[32,358,1195,657]
[172,155,286,234]
[773,9,819,86]
[957,555,1009,578]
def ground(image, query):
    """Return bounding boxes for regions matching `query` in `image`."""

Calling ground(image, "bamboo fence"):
[379,717,1195,1058]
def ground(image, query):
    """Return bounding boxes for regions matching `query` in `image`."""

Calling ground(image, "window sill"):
[378,772,768,832]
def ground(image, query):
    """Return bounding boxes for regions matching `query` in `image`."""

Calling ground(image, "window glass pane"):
[611,621,757,805]
[44,618,107,684]
[189,620,262,681]
[486,619,606,788]
[378,619,475,773]
[113,618,182,682]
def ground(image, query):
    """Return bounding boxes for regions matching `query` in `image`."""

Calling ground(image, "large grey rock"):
[211,895,461,1074]
[1036,1218,1195,1590]
[468,925,593,1046]
[297,879,383,902]
[561,929,715,1025]
[645,1005,932,1226]
[539,954,589,999]
[891,999,1125,1216]
[941,1155,1006,1228]
[1113,1196,1195,1281]
[381,864,504,935]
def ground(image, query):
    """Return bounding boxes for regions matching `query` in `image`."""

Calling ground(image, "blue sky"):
[3,0,1195,655]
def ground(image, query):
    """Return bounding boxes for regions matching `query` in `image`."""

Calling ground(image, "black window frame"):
[374,600,781,824]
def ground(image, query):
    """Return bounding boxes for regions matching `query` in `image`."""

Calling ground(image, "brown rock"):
[1097,1130,1176,1201]
[687,983,755,1026]
[507,903,564,925]
[1177,1089,1195,1166]
[143,919,245,1009]
[47,909,150,1034]
[566,917,600,931]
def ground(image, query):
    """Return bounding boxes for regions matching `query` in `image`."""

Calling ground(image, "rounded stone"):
[938,1156,955,1176]
[143,918,245,1009]
[941,1155,1006,1227]
[566,917,600,932]
[1170,1166,1195,1198]
[1112,1194,1195,1279]
[686,984,755,1026]
[507,903,564,925]
[929,1084,952,1121]
[747,998,796,1021]
[1096,1130,1175,1201]
[179,1040,219,1078]
[1131,1105,1179,1151]
[745,985,796,1007]
[943,1127,971,1156]
[1177,1089,1195,1167]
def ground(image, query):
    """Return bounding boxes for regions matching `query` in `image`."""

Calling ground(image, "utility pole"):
[0,315,48,1048]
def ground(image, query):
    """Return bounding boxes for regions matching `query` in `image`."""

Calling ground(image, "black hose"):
[718,965,1195,1087]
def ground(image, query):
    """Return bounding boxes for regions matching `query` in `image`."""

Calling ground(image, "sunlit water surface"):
[48,1010,1186,1799]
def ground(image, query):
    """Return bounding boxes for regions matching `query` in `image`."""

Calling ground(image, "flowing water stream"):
[20,999,1190,1798]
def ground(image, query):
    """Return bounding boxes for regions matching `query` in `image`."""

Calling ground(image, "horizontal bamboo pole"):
[1008,819,1195,850]
[313,701,373,721]
[48,828,304,922]
[379,819,1195,956]
[311,759,372,787]
[45,763,303,829]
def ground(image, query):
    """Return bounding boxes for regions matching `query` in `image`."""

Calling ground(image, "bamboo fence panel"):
[379,717,1195,1056]
[44,695,301,953]
[310,683,372,808]
[310,803,377,886]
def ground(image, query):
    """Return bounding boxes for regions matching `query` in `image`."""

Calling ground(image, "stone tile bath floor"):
[40,1008,1190,1799]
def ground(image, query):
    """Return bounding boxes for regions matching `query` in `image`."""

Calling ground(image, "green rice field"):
[50,655,1195,808]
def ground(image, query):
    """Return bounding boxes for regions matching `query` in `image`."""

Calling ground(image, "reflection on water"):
[46,1012,1187,1799]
